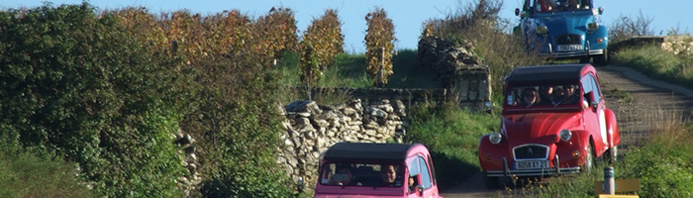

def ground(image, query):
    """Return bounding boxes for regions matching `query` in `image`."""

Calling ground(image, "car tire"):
[484,175,499,189]
[583,142,596,173]
[593,47,608,66]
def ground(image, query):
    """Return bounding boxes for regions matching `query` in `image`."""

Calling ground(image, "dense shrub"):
[0,3,185,196]
[364,7,396,87]
[300,9,344,86]
[0,2,303,197]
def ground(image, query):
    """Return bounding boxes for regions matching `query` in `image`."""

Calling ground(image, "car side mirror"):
[416,185,425,196]
[598,7,604,15]
[515,8,520,16]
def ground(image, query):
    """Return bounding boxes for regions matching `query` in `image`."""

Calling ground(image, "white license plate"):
[515,160,550,169]
[557,44,583,51]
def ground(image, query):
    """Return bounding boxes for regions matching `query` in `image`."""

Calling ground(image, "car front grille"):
[514,145,549,159]
[555,34,582,45]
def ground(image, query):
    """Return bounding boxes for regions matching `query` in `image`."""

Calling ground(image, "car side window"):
[582,74,601,103]
[582,75,593,101]
[427,155,437,185]
[589,74,601,102]
[417,156,433,188]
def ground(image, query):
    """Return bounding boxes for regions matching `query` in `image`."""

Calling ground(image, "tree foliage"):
[300,9,344,86]
[365,7,396,87]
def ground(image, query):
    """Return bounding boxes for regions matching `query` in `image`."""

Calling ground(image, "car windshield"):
[319,163,404,187]
[506,84,580,107]
[536,0,590,13]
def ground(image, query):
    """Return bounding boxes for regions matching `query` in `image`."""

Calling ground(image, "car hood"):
[502,112,581,145]
[535,12,595,35]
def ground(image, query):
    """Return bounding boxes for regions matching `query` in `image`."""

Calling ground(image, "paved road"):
[439,65,693,197]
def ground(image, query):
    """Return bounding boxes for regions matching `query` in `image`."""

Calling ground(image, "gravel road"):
[439,65,693,197]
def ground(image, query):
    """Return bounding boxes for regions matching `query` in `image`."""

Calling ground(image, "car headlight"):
[489,132,502,145]
[536,25,548,34]
[560,129,572,142]
[587,22,598,31]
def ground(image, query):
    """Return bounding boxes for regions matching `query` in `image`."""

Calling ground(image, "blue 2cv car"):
[514,0,608,65]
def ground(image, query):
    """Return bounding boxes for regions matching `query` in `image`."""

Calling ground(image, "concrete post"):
[603,166,615,194]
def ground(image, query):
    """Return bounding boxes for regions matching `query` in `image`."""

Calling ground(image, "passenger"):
[408,176,418,193]
[567,0,579,10]
[522,88,540,106]
[539,85,557,105]
[332,164,355,185]
[380,164,399,187]
[537,0,556,12]
[553,84,580,105]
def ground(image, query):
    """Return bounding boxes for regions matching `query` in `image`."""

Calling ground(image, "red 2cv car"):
[478,64,620,188]
[314,142,443,198]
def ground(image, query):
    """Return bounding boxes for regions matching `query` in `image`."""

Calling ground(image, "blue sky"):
[3,0,691,53]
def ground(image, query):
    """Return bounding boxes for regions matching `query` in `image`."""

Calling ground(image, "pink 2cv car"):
[314,142,443,198]
[478,64,620,188]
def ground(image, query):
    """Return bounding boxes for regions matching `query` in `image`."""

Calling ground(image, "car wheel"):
[484,175,499,189]
[583,142,596,173]
[593,47,608,66]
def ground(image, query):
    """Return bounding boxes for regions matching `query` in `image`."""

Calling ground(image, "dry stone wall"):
[418,36,491,111]
[277,99,406,189]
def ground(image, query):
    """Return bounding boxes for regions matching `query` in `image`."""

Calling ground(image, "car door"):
[581,73,608,153]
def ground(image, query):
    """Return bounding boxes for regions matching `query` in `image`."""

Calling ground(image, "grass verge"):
[0,146,93,198]
[611,44,693,90]
[405,102,499,189]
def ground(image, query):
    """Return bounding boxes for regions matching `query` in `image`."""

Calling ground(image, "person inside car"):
[522,88,541,106]
[539,85,558,105]
[408,176,417,193]
[331,164,357,186]
[553,84,580,105]
[537,0,556,12]
[380,164,400,187]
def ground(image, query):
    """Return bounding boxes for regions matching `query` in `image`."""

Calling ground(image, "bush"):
[608,11,656,43]
[0,3,185,196]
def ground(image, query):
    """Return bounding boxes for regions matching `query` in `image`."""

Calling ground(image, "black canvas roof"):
[323,142,419,162]
[505,64,587,85]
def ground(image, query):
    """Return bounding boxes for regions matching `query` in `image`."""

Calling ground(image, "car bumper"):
[540,48,604,59]
[485,155,581,177]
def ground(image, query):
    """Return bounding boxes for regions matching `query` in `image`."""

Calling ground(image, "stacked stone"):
[418,36,491,111]
[174,131,201,197]
[277,98,406,191]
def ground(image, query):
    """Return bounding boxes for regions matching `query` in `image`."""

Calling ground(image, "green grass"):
[404,102,499,188]
[272,50,442,89]
[611,44,693,90]
[0,146,93,198]
[271,49,443,105]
